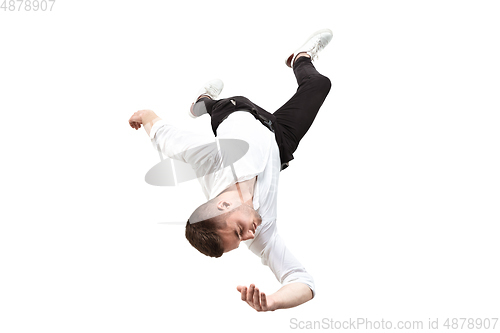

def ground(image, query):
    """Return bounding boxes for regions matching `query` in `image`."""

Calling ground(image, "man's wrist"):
[268,293,281,310]
[142,110,161,136]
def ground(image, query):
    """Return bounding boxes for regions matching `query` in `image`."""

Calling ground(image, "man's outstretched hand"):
[128,110,161,136]
[236,284,277,312]
[129,110,149,130]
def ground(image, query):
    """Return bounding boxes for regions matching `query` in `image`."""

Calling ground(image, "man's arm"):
[236,282,313,312]
[237,226,316,312]
[129,109,218,167]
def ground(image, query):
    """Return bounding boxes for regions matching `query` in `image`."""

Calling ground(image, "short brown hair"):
[185,216,226,258]
[185,197,237,257]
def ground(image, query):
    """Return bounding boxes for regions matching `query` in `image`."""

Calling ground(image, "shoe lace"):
[310,37,325,61]
[205,85,219,99]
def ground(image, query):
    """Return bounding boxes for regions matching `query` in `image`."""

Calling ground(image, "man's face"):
[218,204,262,253]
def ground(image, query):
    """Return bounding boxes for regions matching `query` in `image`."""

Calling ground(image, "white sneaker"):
[286,29,333,68]
[189,79,224,118]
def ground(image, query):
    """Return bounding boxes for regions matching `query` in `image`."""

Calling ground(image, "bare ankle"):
[291,52,311,68]
[295,52,311,61]
[196,94,212,102]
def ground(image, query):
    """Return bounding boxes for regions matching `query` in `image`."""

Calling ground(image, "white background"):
[1,0,499,332]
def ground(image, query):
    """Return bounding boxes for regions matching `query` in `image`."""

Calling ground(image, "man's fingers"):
[253,287,259,304]
[240,286,247,302]
[239,284,270,311]
[128,111,144,129]
[253,287,261,310]
[247,284,255,301]
[261,292,267,309]
[129,118,141,130]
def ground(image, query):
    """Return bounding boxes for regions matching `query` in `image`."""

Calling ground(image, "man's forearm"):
[271,282,313,310]
[141,110,161,137]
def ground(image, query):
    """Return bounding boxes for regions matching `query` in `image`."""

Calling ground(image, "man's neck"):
[220,176,257,207]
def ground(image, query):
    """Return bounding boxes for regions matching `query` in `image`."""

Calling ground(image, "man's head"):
[185,195,262,257]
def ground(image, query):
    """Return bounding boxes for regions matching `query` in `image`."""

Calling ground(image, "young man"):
[129,29,332,311]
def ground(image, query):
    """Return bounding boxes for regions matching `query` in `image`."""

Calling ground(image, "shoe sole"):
[286,28,333,67]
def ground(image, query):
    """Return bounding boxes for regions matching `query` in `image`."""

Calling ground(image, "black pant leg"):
[272,57,332,158]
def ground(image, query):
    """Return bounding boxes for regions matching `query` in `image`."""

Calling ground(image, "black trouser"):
[195,56,331,170]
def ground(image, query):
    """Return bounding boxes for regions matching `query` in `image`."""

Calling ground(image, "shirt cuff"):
[149,119,168,141]
[283,272,316,298]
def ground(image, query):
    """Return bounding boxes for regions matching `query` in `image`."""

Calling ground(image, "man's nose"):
[242,230,254,241]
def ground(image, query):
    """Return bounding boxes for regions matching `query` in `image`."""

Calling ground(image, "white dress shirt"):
[149,111,315,297]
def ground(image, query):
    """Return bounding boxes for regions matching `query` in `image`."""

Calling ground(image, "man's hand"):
[128,110,161,136]
[129,110,148,130]
[236,284,277,312]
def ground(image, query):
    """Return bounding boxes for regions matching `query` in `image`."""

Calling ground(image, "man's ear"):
[216,200,231,211]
